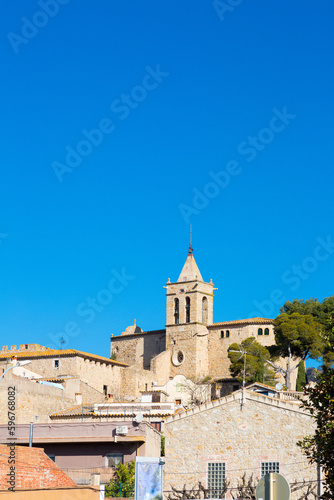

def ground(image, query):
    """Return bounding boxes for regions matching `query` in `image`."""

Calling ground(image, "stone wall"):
[0,376,76,424]
[110,331,166,369]
[1,355,123,396]
[120,353,171,401]
[208,323,275,379]
[166,324,209,380]
[165,281,214,327]
[142,423,161,457]
[164,391,317,500]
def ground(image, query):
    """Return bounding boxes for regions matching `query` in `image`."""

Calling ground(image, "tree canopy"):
[228,337,275,386]
[273,312,323,361]
[105,461,135,498]
[277,296,334,366]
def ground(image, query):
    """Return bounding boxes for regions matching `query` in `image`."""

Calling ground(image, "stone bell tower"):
[165,244,215,379]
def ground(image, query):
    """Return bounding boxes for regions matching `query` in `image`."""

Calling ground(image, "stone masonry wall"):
[208,323,275,379]
[0,377,76,424]
[165,281,214,327]
[164,392,317,500]
[110,331,166,369]
[4,355,123,396]
[208,323,298,389]
[167,323,209,380]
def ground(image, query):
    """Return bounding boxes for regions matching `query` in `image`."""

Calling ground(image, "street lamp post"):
[0,360,32,382]
[228,346,247,409]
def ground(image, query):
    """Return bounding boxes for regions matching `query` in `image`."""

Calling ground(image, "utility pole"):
[228,346,247,409]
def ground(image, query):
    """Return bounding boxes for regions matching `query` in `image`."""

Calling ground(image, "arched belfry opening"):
[202,296,208,324]
[185,296,191,323]
[165,245,215,328]
[174,298,179,324]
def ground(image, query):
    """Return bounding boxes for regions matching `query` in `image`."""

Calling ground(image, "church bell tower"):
[164,245,215,378]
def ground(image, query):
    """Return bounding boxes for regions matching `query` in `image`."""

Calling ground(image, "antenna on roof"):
[188,224,193,255]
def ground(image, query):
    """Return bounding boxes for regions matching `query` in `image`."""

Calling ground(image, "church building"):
[110,246,289,402]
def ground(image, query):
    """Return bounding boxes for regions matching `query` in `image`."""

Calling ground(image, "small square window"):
[261,462,279,476]
[106,454,123,467]
[207,462,226,498]
[47,454,56,462]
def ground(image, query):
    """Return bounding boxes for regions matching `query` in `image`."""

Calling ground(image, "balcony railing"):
[93,402,175,416]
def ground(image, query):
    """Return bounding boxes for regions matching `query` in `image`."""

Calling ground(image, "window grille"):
[261,462,279,476]
[207,462,226,498]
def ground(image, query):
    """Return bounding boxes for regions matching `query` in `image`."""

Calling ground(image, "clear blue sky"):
[1,1,333,369]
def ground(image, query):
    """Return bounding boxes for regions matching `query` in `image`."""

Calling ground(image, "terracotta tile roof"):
[34,377,74,383]
[50,404,94,417]
[140,389,168,395]
[209,317,273,327]
[247,382,278,391]
[50,404,172,419]
[0,348,128,367]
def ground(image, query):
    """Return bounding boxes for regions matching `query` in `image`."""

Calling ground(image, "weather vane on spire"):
[188,224,193,255]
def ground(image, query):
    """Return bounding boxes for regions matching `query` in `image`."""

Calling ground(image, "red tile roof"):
[0,348,128,367]
[209,317,273,327]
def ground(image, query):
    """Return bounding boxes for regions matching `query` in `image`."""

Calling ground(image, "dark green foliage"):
[161,432,165,456]
[298,368,334,499]
[306,367,321,383]
[228,337,275,386]
[279,296,334,366]
[111,351,117,360]
[296,360,307,392]
[273,312,323,361]
[105,461,135,497]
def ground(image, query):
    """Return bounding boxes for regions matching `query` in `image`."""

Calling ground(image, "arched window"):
[226,330,230,338]
[202,297,208,324]
[185,297,191,323]
[174,298,179,325]
[264,328,269,335]
[258,328,263,335]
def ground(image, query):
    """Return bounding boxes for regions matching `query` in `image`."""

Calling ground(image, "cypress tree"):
[296,360,307,391]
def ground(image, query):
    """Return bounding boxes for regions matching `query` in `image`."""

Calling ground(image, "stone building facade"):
[110,246,297,397]
[163,390,317,500]
[0,344,127,399]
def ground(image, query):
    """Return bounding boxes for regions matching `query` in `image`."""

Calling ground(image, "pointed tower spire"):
[188,225,193,255]
[178,234,203,282]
